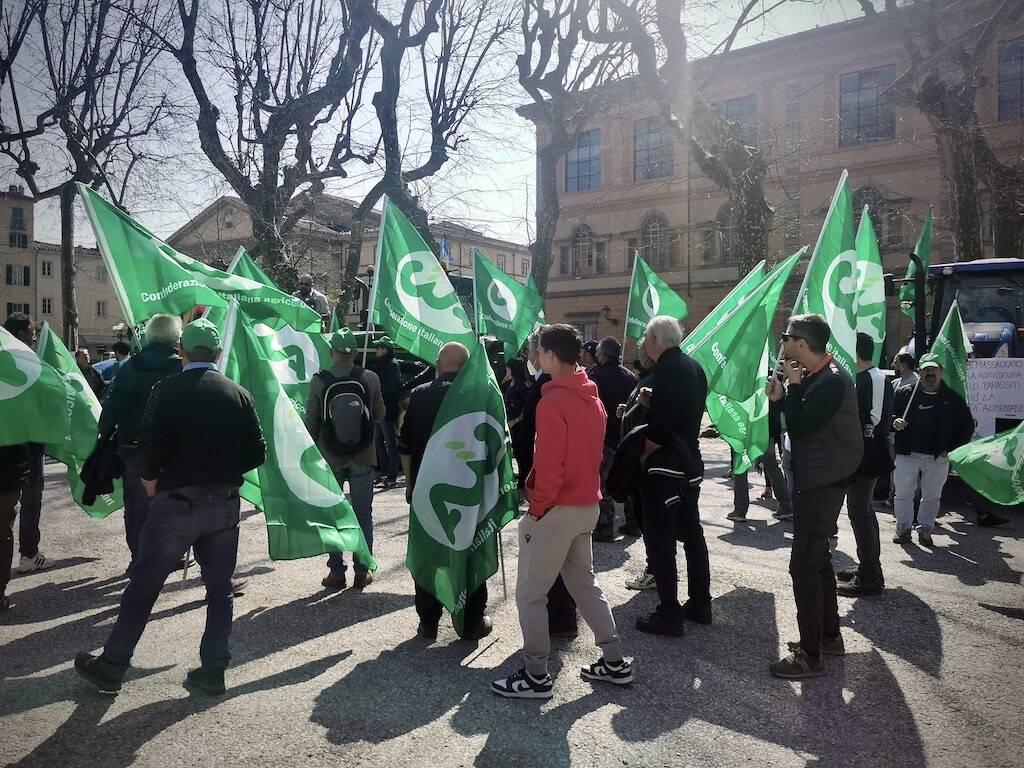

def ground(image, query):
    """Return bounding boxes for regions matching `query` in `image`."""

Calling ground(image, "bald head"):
[436,342,469,374]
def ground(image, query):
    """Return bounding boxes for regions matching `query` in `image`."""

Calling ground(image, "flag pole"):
[498,529,507,599]
[362,196,388,368]
[623,253,639,351]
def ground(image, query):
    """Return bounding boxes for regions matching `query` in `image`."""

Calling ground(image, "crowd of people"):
[0,301,980,698]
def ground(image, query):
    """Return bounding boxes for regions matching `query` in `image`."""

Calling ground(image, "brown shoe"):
[321,573,347,590]
[353,572,373,589]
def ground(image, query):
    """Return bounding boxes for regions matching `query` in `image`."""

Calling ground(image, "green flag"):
[0,326,69,446]
[205,247,333,420]
[853,207,887,366]
[220,303,375,564]
[625,255,689,340]
[949,423,1024,506]
[37,323,123,518]
[369,198,476,363]
[706,343,772,474]
[930,300,970,403]
[900,207,933,318]
[474,249,543,351]
[793,171,860,378]
[406,341,518,635]
[79,184,228,325]
[683,249,803,403]
[682,260,766,348]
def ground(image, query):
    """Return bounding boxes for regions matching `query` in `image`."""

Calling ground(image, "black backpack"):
[317,367,373,455]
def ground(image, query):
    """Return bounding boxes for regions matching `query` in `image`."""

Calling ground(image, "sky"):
[16,0,861,250]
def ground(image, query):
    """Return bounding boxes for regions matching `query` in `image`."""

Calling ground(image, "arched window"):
[852,185,885,241]
[572,225,594,275]
[641,213,670,270]
[717,204,738,265]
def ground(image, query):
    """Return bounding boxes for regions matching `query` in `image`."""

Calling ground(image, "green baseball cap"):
[180,318,221,353]
[918,352,942,370]
[330,327,356,354]
[374,335,395,349]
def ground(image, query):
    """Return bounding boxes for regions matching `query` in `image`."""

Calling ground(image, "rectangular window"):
[10,207,25,231]
[8,232,28,248]
[559,245,570,275]
[634,117,674,181]
[41,260,53,277]
[566,129,602,193]
[5,264,30,285]
[839,65,897,147]
[999,38,1024,122]
[41,298,53,315]
[701,229,717,263]
[595,241,607,274]
[885,208,904,247]
[497,253,507,272]
[6,302,29,316]
[724,95,758,146]
[520,259,528,278]
[96,265,107,282]
[96,300,107,318]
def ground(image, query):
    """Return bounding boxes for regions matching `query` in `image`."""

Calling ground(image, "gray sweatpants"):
[894,452,950,532]
[516,504,623,676]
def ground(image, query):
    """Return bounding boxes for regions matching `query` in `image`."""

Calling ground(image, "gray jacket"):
[304,361,385,469]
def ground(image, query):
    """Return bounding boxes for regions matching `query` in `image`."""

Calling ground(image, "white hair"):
[644,315,683,348]
[144,314,183,346]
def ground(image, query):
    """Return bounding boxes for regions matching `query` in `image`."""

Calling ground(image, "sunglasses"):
[781,333,805,343]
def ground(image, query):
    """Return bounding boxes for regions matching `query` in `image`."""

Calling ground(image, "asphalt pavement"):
[2,436,1023,768]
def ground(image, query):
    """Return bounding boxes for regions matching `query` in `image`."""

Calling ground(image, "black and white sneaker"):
[580,657,633,686]
[490,668,554,699]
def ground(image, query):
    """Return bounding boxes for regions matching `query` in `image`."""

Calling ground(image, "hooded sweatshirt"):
[527,367,606,518]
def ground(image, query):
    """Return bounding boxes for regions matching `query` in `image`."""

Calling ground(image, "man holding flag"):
[76,318,266,695]
[398,342,496,641]
[892,353,974,547]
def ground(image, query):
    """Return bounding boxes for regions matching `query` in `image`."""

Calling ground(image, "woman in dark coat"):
[502,358,532,489]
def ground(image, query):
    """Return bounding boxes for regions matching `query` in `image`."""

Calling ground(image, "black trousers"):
[641,475,710,622]
[546,574,577,629]
[790,482,847,658]
[414,582,487,635]
[847,475,883,584]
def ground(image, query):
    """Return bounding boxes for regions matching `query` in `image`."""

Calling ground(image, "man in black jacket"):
[373,336,403,487]
[767,314,863,679]
[0,444,29,612]
[76,318,266,696]
[892,352,974,547]
[399,342,492,641]
[635,316,710,637]
[98,314,183,567]
[838,333,894,597]
[589,336,637,541]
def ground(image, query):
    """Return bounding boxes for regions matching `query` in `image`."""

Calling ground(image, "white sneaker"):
[18,552,52,573]
[625,572,657,591]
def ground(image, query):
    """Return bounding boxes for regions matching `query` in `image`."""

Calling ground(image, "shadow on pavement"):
[10,653,349,768]
[844,586,943,677]
[899,520,1022,587]
[1,575,127,626]
[609,586,928,768]
[11,556,101,579]
[717,518,793,552]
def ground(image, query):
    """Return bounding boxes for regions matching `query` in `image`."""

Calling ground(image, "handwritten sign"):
[968,358,1024,437]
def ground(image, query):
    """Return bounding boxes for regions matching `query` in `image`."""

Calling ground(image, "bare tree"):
[337,0,516,313]
[586,0,776,276]
[131,0,379,288]
[0,0,171,348]
[858,0,1024,261]
[517,0,630,295]
[0,0,40,114]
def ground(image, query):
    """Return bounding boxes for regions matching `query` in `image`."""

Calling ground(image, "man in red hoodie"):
[491,324,632,699]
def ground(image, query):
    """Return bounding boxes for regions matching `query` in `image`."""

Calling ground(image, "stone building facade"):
[528,10,1024,360]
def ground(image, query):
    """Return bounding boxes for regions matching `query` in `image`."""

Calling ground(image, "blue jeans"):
[18,444,43,558]
[327,463,375,577]
[104,484,240,670]
[120,449,152,566]
[375,421,399,479]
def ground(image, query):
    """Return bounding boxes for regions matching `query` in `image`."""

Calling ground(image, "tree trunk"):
[60,182,79,350]
[252,206,296,290]
[529,139,562,296]
[938,130,984,261]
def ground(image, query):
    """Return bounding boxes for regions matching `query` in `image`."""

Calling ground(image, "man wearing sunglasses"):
[766,314,863,680]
